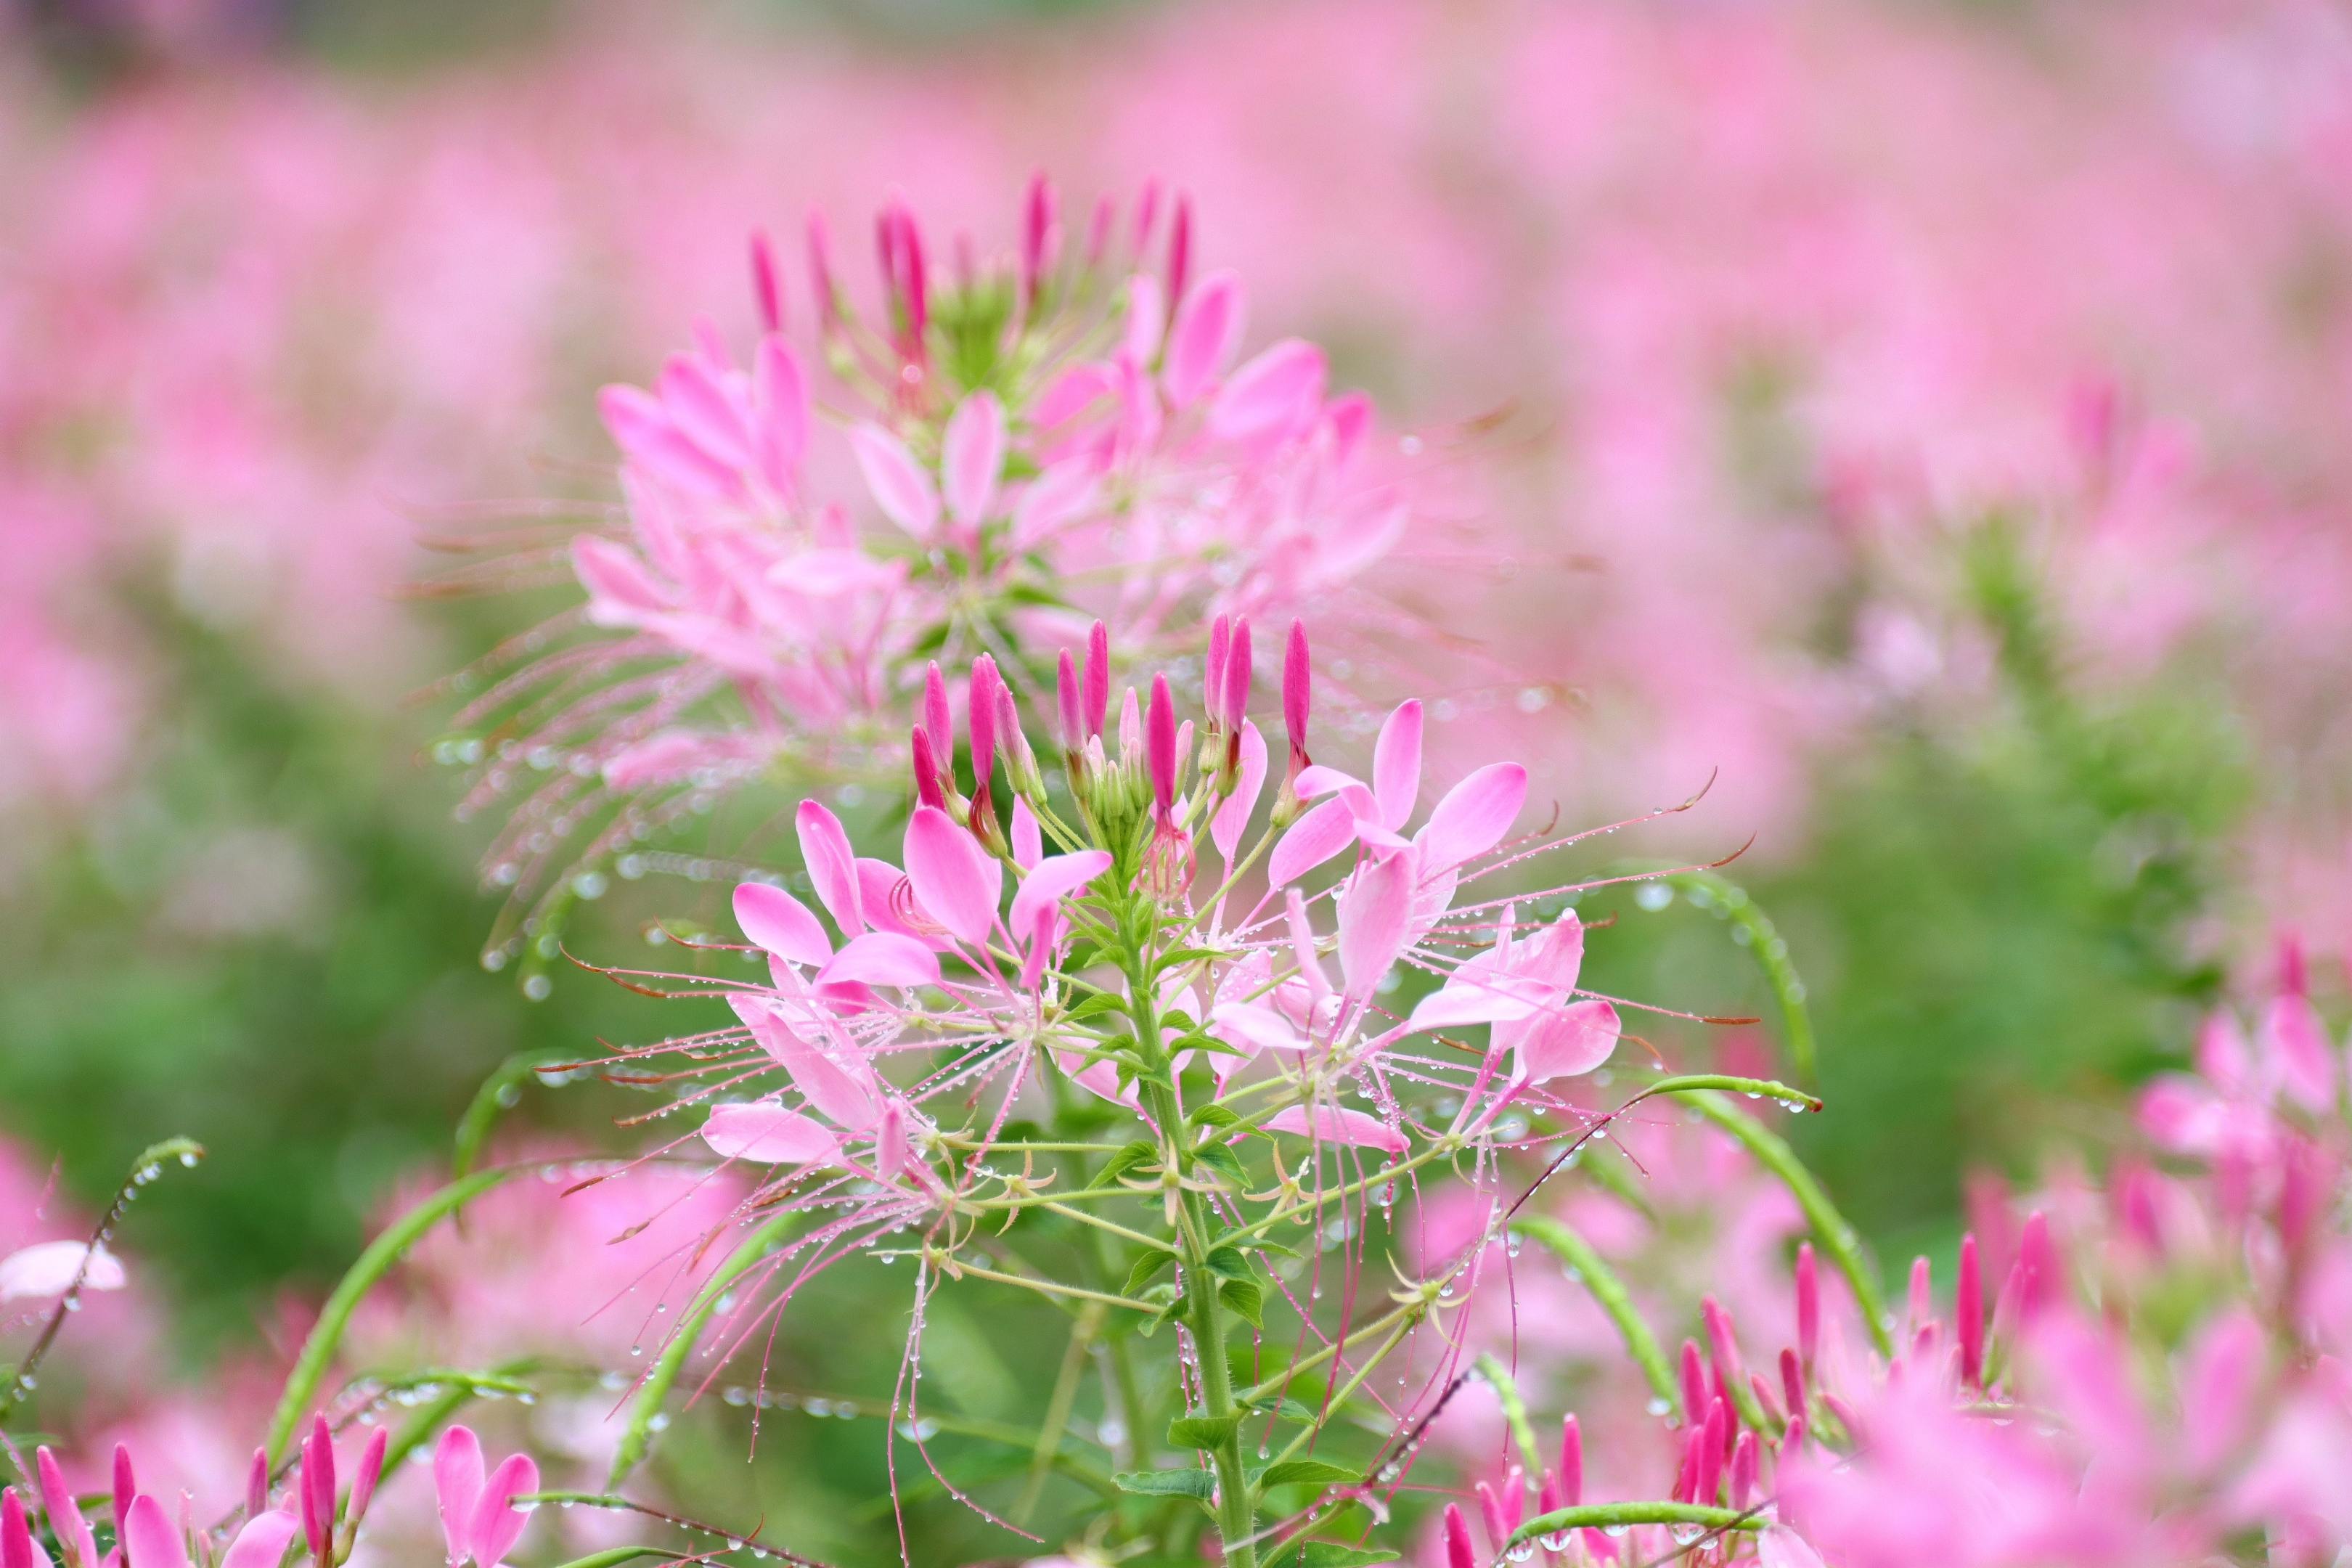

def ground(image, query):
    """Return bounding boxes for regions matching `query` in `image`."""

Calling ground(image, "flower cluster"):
[441,178,1420,969]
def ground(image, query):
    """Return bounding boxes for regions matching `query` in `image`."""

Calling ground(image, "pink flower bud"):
[968,656,1002,797]
[1132,177,1161,253]
[1205,616,1230,729]
[1084,621,1111,739]
[1538,1469,1563,1519]
[1702,1297,1746,1397]
[1908,1255,1933,1336]
[1728,1430,1757,1511]
[1679,1338,1708,1428]
[1559,1413,1582,1506]
[910,726,945,813]
[1085,192,1114,267]
[1225,616,1252,729]
[245,1449,269,1527]
[1696,1399,1727,1505]
[1147,675,1177,815]
[1957,1232,1984,1388]
[1442,1503,1476,1568]
[1795,1242,1818,1371]
[348,1427,386,1531]
[2018,1210,2057,1318]
[112,1447,134,1538]
[805,203,837,324]
[1055,649,1084,755]
[749,229,783,335]
[301,1416,333,1560]
[1779,1347,1804,1424]
[4,1488,37,1568]
[1781,1413,1806,1455]
[1475,1481,1509,1556]
[1167,195,1192,324]
[1282,618,1311,767]
[39,1448,97,1568]
[923,662,952,766]
[1021,171,1058,308]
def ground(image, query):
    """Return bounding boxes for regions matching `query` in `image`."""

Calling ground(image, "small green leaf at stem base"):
[1220,1278,1265,1328]
[1283,1545,1397,1568]
[1169,1413,1244,1450]
[1114,1468,1218,1500]
[1258,1460,1360,1488]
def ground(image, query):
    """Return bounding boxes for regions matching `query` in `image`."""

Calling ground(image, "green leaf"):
[1089,1139,1160,1190]
[1259,1459,1361,1488]
[1246,1395,1316,1421]
[1123,1249,1177,1297]
[1114,1469,1217,1500]
[1204,1246,1251,1278]
[1193,1142,1246,1188]
[1063,993,1128,1021]
[1291,1545,1397,1568]
[1167,1413,1241,1449]
[1220,1278,1265,1329]
[1191,1105,1242,1132]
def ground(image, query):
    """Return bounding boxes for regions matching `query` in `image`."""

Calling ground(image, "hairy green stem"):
[1471,1354,1545,1490]
[1502,1502,1761,1555]
[1507,1215,1678,1410]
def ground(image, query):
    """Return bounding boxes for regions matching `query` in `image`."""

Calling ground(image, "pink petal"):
[850,424,941,537]
[1291,764,1365,801]
[467,1454,537,1568]
[753,334,809,488]
[1372,701,1423,831]
[1322,390,1374,469]
[1163,269,1246,409]
[703,1103,837,1165]
[1124,272,1166,363]
[769,548,902,596]
[120,1498,184,1568]
[1008,851,1114,941]
[1211,1002,1302,1054]
[942,391,1005,528]
[1010,796,1042,871]
[657,353,754,470]
[1208,339,1326,442]
[0,1241,123,1302]
[1268,796,1362,886]
[2263,993,2337,1114]
[1337,852,1414,1000]
[597,384,737,498]
[1418,763,1527,873]
[796,802,862,933]
[1517,1000,1620,1084]
[1031,362,1114,429]
[903,807,1002,945]
[1010,457,1102,548]
[433,1427,484,1567]
[1265,1103,1405,1154]
[1211,721,1268,862]
[220,1515,297,1568]
[775,1037,879,1131]
[733,882,832,969]
[571,536,669,625]
[818,932,941,989]
[1409,968,1543,1029]
[1757,1528,1826,1568]
[2181,1307,2266,1473]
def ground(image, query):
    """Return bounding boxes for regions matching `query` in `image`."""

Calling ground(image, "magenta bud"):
[1085,192,1114,267]
[1696,1398,1726,1505]
[910,726,945,812]
[1442,1503,1476,1568]
[348,1426,386,1530]
[1167,195,1192,324]
[1795,1241,1819,1371]
[1957,1231,1985,1389]
[1132,176,1161,253]
[1146,675,1177,814]
[1282,618,1312,771]
[111,1447,134,1537]
[1474,1481,1508,1556]
[1779,1347,1804,1421]
[968,656,1002,791]
[805,203,837,323]
[39,1447,94,1568]
[1225,616,1251,729]
[1055,649,1084,755]
[1749,1371,1784,1426]
[923,662,952,764]
[1204,616,1230,730]
[1728,1429,1758,1511]
[1781,1412,1807,1455]
[749,229,784,335]
[1084,621,1111,739]
[1679,1338,1708,1428]
[1559,1413,1582,1506]
[1538,1469,1563,1519]
[1908,1255,1933,1334]
[245,1447,269,1522]
[1021,171,1058,305]
[2018,1210,2057,1318]
[302,1416,334,1559]
[4,1489,34,1568]
[1702,1296,1746,1394]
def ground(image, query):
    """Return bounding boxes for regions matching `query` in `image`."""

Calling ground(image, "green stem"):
[1503,1503,1761,1554]
[1657,869,1817,1087]
[266,1166,517,1463]
[1471,1355,1545,1489]
[1507,1216,1678,1412]
[1675,1089,1890,1356]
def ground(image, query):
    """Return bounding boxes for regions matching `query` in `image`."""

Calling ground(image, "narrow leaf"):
[1113,1469,1217,1500]
[1259,1459,1360,1487]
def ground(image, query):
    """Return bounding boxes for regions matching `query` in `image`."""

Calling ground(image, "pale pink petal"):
[1211,722,1268,862]
[1163,270,1246,409]
[2181,1307,2266,1473]
[753,334,809,489]
[467,1454,537,1568]
[1517,1000,1620,1084]
[904,807,1002,945]
[1291,764,1366,801]
[1211,1002,1302,1054]
[817,932,941,989]
[942,391,1005,528]
[774,1039,878,1130]
[1337,852,1415,999]
[1268,796,1361,886]
[796,802,862,933]
[2263,994,2337,1114]
[1124,272,1166,364]
[733,882,832,968]
[1010,457,1102,548]
[1031,362,1114,429]
[1418,764,1527,873]
[1757,1527,1826,1568]
[1011,796,1043,872]
[1265,1103,1405,1154]
[0,1241,123,1302]
[1209,340,1327,443]
[121,1498,186,1568]
[571,536,669,626]
[657,353,754,470]
[1372,701,1423,831]
[1008,852,1114,942]
[433,1427,484,1567]
[1410,971,1544,1029]
[769,548,902,595]
[597,384,737,498]
[850,424,941,536]
[220,1515,298,1568]
[1322,390,1374,468]
[703,1103,836,1165]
